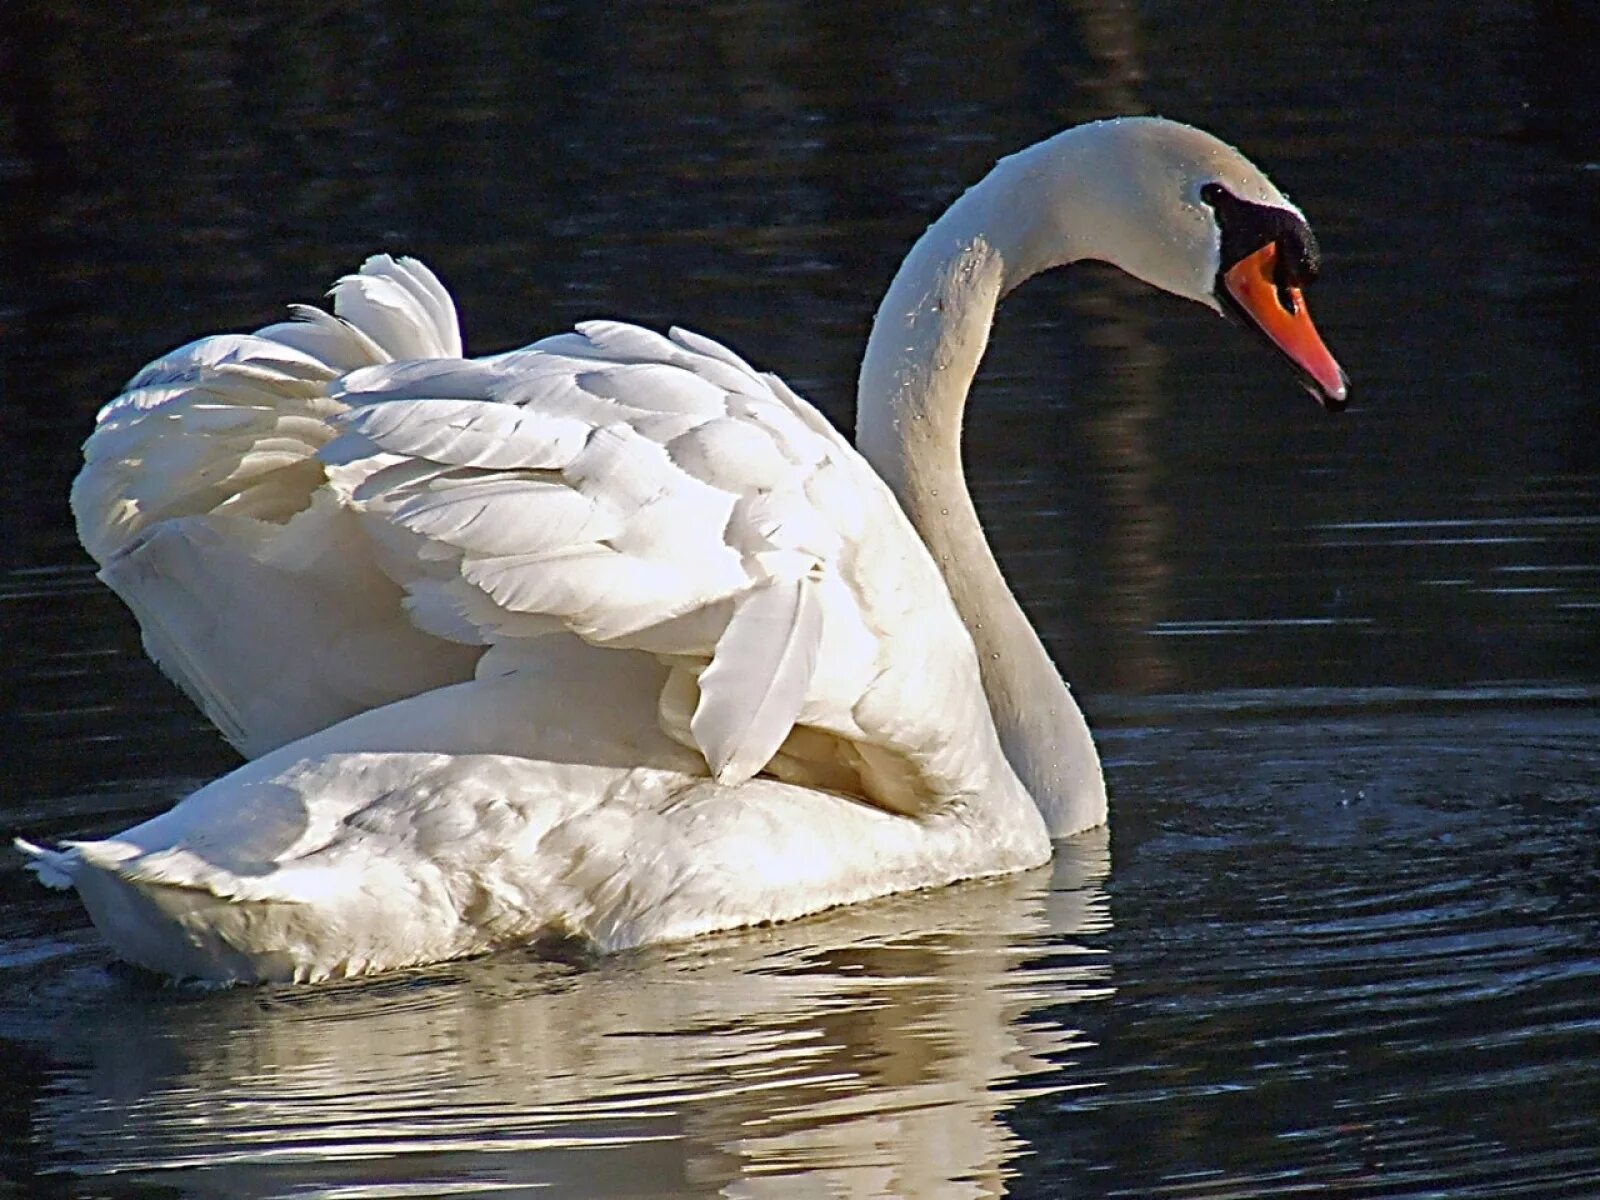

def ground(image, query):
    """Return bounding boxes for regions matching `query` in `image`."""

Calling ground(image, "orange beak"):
[1222,243,1349,411]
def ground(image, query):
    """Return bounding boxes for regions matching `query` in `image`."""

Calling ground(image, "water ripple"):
[1021,699,1600,1199]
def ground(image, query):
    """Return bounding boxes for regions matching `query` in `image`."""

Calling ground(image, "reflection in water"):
[11,700,1598,1198]
[1014,0,1185,695]
[1072,273,1179,693]
[19,838,1110,1199]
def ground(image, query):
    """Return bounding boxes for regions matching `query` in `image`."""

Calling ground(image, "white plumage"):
[313,308,990,819]
[19,118,1346,983]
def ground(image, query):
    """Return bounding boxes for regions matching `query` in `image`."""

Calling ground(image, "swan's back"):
[326,317,1010,815]
[26,257,1053,982]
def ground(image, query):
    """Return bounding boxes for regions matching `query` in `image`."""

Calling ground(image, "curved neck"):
[856,136,1109,838]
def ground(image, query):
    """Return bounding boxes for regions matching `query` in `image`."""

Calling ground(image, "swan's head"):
[1017,117,1349,410]
[1198,169,1349,412]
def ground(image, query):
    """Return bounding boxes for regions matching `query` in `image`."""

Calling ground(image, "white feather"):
[352,255,462,358]
[256,305,391,373]
[327,272,448,361]
[393,476,622,558]
[333,399,593,471]
[691,577,824,784]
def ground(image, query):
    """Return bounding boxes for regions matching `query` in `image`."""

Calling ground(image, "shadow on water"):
[2,0,1599,1196]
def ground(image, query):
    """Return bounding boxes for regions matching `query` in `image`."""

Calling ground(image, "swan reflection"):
[35,830,1109,1198]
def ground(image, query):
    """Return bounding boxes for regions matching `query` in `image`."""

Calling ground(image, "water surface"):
[2,1,1598,1196]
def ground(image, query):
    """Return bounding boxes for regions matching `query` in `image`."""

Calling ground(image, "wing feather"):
[256,305,391,373]
[79,257,996,813]
[325,314,994,810]
[358,255,462,357]
[327,264,456,360]
[69,256,485,754]
[329,399,593,472]
[667,325,767,382]
[691,576,824,785]
[394,476,623,558]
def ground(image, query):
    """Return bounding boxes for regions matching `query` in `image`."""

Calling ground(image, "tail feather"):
[14,838,78,889]
[15,836,303,984]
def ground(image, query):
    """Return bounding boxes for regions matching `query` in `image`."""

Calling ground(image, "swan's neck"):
[856,135,1112,838]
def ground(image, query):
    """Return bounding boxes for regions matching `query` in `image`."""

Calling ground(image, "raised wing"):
[74,255,460,563]
[71,254,1008,813]
[325,320,1004,816]
[70,257,482,755]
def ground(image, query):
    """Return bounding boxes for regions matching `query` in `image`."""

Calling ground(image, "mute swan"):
[18,118,1346,984]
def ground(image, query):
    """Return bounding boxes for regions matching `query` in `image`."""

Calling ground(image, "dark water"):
[3,2,1599,1196]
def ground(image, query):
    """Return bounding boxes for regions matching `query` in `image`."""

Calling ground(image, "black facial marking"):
[1200,181,1321,288]
[1200,182,1344,408]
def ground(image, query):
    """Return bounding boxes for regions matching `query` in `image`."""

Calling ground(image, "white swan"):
[18,118,1346,984]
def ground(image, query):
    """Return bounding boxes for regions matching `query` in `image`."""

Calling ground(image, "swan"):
[18,117,1346,984]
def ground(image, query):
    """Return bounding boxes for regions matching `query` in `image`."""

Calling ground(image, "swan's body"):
[19,118,1345,983]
